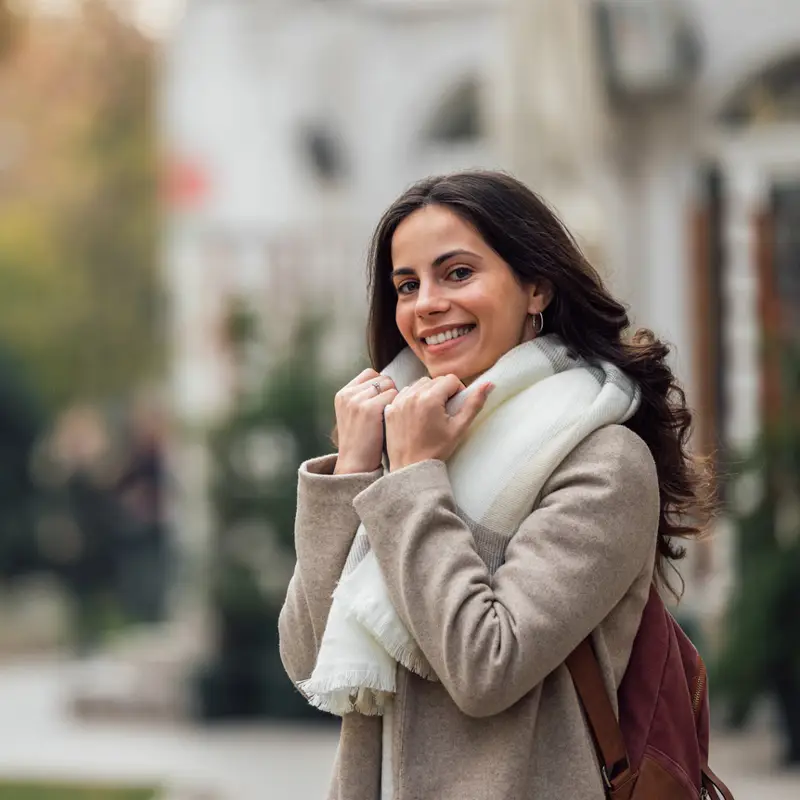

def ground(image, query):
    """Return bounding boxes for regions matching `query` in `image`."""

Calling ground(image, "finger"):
[383,393,403,418]
[367,388,399,408]
[426,373,466,404]
[354,377,396,399]
[341,376,392,402]
[344,368,381,388]
[454,382,494,430]
[402,377,431,398]
[395,383,416,399]
[434,373,466,394]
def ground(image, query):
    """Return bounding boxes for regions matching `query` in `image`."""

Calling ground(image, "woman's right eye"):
[397,281,419,295]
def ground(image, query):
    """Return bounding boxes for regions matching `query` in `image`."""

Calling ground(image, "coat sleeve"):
[352,425,660,718]
[278,455,382,685]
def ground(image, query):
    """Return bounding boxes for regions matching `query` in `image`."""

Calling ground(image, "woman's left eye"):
[450,266,472,281]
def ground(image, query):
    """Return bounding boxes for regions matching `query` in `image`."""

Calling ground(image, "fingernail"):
[485,382,495,394]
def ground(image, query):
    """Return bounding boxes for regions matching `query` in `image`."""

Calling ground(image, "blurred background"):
[0,0,797,798]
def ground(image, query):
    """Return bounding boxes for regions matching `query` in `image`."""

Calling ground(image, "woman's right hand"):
[333,369,398,475]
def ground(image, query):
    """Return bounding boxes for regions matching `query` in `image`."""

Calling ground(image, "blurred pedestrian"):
[113,395,172,624]
[279,171,714,799]
[48,405,118,652]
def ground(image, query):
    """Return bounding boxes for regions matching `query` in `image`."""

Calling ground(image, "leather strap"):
[703,765,735,800]
[566,637,631,786]
[567,638,737,800]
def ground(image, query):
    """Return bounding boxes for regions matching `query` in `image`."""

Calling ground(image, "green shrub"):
[0,783,158,800]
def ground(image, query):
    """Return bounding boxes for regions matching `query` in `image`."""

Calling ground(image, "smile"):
[421,325,476,350]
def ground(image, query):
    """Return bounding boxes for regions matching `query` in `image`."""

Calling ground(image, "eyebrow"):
[390,249,481,279]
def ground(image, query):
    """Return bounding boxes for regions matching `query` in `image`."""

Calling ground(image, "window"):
[423,76,483,144]
[298,122,347,183]
[720,52,800,127]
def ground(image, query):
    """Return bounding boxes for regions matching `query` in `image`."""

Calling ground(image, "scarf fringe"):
[351,606,436,681]
[299,668,396,697]
[298,671,394,717]
[355,687,392,716]
[385,642,436,681]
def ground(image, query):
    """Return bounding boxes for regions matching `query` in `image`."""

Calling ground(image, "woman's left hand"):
[385,374,494,471]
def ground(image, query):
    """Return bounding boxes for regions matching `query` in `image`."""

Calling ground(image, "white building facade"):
[161,0,800,623]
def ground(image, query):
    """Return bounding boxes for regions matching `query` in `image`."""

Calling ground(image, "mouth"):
[420,324,477,354]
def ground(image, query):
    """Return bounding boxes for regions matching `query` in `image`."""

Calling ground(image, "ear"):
[527,279,554,315]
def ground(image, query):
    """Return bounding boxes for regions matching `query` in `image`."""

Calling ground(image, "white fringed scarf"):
[299,334,640,716]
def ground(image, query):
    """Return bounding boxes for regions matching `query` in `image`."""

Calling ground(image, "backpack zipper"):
[696,658,710,798]
[692,657,707,720]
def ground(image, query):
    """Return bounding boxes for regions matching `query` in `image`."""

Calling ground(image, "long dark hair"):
[365,170,714,596]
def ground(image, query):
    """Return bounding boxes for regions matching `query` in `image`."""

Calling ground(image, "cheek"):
[459,286,496,321]
[471,294,513,328]
[477,298,527,345]
[395,303,417,345]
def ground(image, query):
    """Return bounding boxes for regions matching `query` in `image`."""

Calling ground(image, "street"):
[0,658,797,799]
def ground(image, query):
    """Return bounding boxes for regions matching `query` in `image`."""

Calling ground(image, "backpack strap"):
[566,637,632,790]
[568,638,737,800]
[702,765,735,800]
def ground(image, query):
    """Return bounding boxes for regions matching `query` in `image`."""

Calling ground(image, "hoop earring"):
[531,312,544,335]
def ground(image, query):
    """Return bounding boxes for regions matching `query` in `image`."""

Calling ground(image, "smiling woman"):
[279,170,718,800]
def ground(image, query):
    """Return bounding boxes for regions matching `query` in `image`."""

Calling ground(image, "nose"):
[415,278,450,317]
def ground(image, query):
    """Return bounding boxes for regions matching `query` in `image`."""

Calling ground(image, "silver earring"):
[531,312,544,335]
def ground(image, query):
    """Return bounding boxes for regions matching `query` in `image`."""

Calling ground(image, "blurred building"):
[160,0,800,623]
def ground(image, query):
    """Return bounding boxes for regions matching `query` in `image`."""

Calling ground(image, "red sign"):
[162,155,211,209]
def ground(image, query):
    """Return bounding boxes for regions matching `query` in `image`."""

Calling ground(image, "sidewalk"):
[710,719,800,799]
[0,658,797,799]
[0,659,335,799]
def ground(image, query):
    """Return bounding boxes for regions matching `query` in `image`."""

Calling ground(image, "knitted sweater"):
[279,424,660,800]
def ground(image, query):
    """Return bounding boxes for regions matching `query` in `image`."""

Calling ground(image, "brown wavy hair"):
[365,170,715,596]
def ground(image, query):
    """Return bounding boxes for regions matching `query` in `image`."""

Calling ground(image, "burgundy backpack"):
[566,585,735,800]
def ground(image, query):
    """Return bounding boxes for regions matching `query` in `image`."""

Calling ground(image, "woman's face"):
[390,204,550,385]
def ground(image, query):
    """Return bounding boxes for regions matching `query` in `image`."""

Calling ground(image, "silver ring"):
[372,381,382,395]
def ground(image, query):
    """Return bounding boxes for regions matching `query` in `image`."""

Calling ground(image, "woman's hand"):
[385,374,494,471]
[333,369,398,475]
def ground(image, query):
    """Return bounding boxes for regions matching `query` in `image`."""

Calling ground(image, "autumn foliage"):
[0,0,161,410]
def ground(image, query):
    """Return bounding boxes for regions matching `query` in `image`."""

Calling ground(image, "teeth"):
[424,326,473,345]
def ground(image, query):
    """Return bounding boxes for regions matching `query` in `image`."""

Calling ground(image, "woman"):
[279,170,708,800]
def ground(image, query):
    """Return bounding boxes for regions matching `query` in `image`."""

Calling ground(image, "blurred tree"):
[714,346,800,764]
[0,346,44,579]
[0,0,161,411]
[195,310,341,720]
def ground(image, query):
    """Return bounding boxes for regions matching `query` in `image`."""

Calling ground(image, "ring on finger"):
[372,380,383,396]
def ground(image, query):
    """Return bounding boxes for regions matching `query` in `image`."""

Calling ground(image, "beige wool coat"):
[278,424,660,800]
